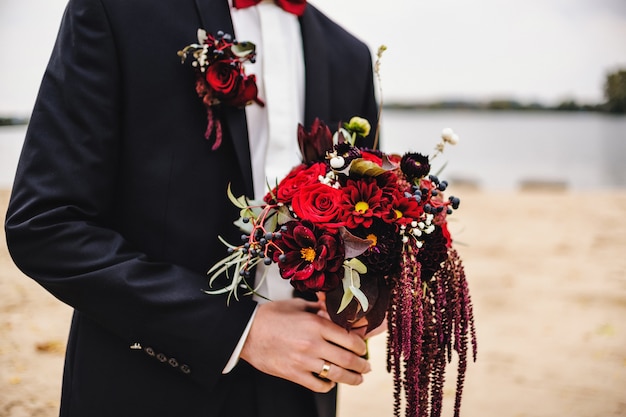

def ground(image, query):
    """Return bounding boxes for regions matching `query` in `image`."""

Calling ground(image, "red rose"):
[226,74,259,107]
[273,221,344,292]
[270,162,327,204]
[205,61,240,99]
[291,182,344,228]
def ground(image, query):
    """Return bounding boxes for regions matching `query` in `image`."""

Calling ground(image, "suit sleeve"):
[4,0,256,391]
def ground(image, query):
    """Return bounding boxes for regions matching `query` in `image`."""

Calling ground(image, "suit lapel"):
[300,8,330,127]
[194,0,254,196]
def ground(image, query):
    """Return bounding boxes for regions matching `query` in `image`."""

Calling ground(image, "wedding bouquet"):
[207,117,476,417]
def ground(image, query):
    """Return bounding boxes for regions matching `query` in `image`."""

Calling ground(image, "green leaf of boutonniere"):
[227,183,249,209]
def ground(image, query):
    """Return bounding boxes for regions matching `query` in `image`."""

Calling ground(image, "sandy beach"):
[1,186,625,417]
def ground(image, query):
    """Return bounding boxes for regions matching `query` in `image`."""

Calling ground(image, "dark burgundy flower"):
[273,221,344,292]
[417,225,449,281]
[401,152,431,181]
[352,219,402,275]
[440,221,452,248]
[298,118,334,164]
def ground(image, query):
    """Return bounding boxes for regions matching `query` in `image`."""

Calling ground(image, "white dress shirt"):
[223,0,306,372]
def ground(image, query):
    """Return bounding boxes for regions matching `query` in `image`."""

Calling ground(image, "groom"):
[5,0,379,416]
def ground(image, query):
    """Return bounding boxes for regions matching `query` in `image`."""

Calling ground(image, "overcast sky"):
[1,0,626,114]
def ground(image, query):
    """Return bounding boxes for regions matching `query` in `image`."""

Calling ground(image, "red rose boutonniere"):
[178,29,264,150]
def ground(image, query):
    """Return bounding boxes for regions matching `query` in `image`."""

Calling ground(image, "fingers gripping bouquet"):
[208,118,477,417]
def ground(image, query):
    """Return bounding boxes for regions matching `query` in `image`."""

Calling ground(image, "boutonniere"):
[178,29,264,150]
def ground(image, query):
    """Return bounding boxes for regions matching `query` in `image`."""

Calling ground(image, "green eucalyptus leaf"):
[350,285,369,312]
[217,235,239,250]
[227,184,249,209]
[336,288,354,314]
[277,205,295,225]
[233,217,253,234]
[231,41,256,58]
[345,257,368,274]
[263,210,278,233]
[337,265,362,314]
[207,250,240,275]
[349,159,387,177]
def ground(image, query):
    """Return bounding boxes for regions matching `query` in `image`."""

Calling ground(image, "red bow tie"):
[232,0,307,16]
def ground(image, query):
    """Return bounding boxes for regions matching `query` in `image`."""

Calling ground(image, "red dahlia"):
[273,221,344,292]
[341,178,386,229]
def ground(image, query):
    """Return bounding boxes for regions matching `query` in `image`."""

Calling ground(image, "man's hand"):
[240,298,371,393]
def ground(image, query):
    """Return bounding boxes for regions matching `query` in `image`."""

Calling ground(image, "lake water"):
[1,110,626,190]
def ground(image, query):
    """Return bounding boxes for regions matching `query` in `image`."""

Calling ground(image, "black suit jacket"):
[5,0,378,416]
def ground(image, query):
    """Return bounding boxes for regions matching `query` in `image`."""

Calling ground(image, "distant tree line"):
[0,116,29,126]
[2,71,625,125]
[385,69,626,115]
[604,69,626,113]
